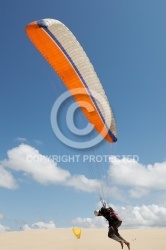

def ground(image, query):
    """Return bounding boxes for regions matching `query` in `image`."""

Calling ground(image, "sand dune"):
[0,228,165,250]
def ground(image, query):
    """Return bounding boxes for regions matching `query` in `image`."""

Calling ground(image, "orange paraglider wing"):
[25,19,117,143]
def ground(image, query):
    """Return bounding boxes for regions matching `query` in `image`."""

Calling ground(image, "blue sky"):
[0,0,166,231]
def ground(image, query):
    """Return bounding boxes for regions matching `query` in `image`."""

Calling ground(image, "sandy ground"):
[0,228,165,250]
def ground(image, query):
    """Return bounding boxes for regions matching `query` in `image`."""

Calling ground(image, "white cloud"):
[72,217,107,228]
[0,224,10,232]
[21,221,56,230]
[108,157,166,198]
[0,165,17,189]
[2,144,70,185]
[0,144,100,192]
[22,224,32,231]
[119,203,166,228]
[67,174,100,192]
[32,221,56,229]
[72,203,166,229]
[15,137,28,142]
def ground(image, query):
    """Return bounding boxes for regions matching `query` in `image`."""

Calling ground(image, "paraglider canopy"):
[25,18,117,144]
[72,228,81,239]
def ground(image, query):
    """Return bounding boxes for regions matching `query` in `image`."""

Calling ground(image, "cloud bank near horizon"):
[1,203,166,232]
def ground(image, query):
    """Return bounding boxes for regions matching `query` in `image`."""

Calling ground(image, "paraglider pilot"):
[94,206,130,249]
